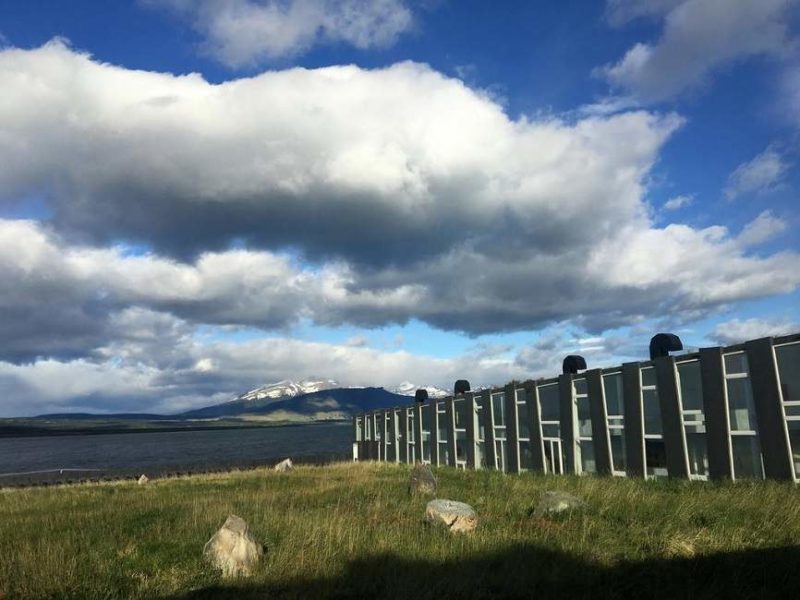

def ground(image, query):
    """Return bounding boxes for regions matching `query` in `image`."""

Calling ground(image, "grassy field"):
[1,462,800,599]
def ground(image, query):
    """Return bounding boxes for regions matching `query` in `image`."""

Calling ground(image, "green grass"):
[1,462,800,599]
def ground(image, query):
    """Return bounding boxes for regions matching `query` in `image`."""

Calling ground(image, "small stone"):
[425,499,478,533]
[137,474,148,485]
[532,491,585,518]
[273,458,293,472]
[203,515,263,577]
[409,463,437,496]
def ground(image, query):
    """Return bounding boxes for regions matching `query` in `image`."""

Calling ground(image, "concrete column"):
[746,337,794,481]
[481,392,497,470]
[525,382,546,474]
[505,384,520,474]
[558,374,577,474]
[654,356,690,479]
[586,369,612,475]
[699,347,733,480]
[622,362,646,478]
[465,393,477,469]
[446,398,457,467]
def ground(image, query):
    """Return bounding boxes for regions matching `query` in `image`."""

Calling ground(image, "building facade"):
[353,333,800,481]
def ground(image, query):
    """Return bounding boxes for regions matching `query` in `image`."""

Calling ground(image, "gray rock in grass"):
[532,491,585,517]
[425,499,478,533]
[203,515,264,577]
[409,463,437,496]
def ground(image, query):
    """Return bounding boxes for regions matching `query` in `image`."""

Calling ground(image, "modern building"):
[353,333,800,481]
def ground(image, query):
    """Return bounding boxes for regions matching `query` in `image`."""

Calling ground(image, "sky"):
[0,0,798,416]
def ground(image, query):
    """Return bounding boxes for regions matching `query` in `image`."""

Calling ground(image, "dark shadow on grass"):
[170,543,800,599]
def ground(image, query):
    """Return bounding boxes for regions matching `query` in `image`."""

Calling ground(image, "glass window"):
[686,430,708,477]
[677,361,703,411]
[732,436,764,479]
[539,385,559,421]
[577,396,592,437]
[580,441,596,474]
[610,430,626,472]
[574,379,588,396]
[454,399,468,429]
[643,389,662,435]
[542,423,560,438]
[492,393,505,427]
[788,422,800,478]
[776,343,800,401]
[724,353,748,375]
[645,439,667,477]
[642,367,657,387]
[517,395,530,440]
[727,378,756,432]
[603,373,624,416]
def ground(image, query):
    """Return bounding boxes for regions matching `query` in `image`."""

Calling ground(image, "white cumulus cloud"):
[724,147,790,200]
[142,0,414,67]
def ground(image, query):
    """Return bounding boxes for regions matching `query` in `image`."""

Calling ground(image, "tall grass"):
[1,462,799,598]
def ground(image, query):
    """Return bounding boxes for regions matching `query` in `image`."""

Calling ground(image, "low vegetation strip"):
[1,463,799,598]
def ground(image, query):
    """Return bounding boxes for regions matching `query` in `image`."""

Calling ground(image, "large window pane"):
[454,399,468,428]
[645,439,667,477]
[677,361,703,411]
[574,379,588,396]
[603,373,624,416]
[727,378,756,432]
[610,430,626,472]
[789,422,800,477]
[517,398,530,439]
[580,441,596,474]
[724,353,748,375]
[643,389,662,435]
[732,436,764,479]
[542,423,560,438]
[776,343,800,401]
[642,367,657,387]
[492,393,505,426]
[539,385,559,421]
[686,431,708,477]
[577,396,592,437]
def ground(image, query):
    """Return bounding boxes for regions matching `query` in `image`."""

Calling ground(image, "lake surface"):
[0,422,352,485]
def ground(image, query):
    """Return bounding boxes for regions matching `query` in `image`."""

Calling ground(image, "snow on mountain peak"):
[390,382,449,399]
[236,379,339,402]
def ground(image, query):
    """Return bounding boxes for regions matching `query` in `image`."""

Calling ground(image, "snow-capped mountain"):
[236,379,339,402]
[390,382,449,399]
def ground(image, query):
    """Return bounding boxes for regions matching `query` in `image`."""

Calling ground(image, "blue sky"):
[0,0,798,415]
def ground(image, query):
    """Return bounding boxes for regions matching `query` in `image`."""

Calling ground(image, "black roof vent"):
[649,333,683,360]
[562,355,587,374]
[454,380,471,396]
[414,389,429,404]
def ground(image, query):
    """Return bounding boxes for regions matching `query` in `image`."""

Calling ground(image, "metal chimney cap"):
[453,380,471,396]
[414,389,429,403]
[649,333,683,360]
[562,355,587,374]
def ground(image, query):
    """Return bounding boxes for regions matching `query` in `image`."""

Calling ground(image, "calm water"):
[0,422,352,485]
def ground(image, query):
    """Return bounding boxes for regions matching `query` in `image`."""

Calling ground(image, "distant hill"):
[179,387,409,421]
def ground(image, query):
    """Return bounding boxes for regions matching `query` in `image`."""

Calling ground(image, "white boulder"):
[425,499,478,533]
[203,515,263,577]
[273,458,293,472]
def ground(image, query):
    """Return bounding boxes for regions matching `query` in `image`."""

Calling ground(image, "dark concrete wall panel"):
[587,369,612,475]
[699,347,732,480]
[558,374,576,474]
[623,362,645,478]
[654,357,690,479]
[746,338,794,480]
[505,384,520,474]
[481,393,497,470]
